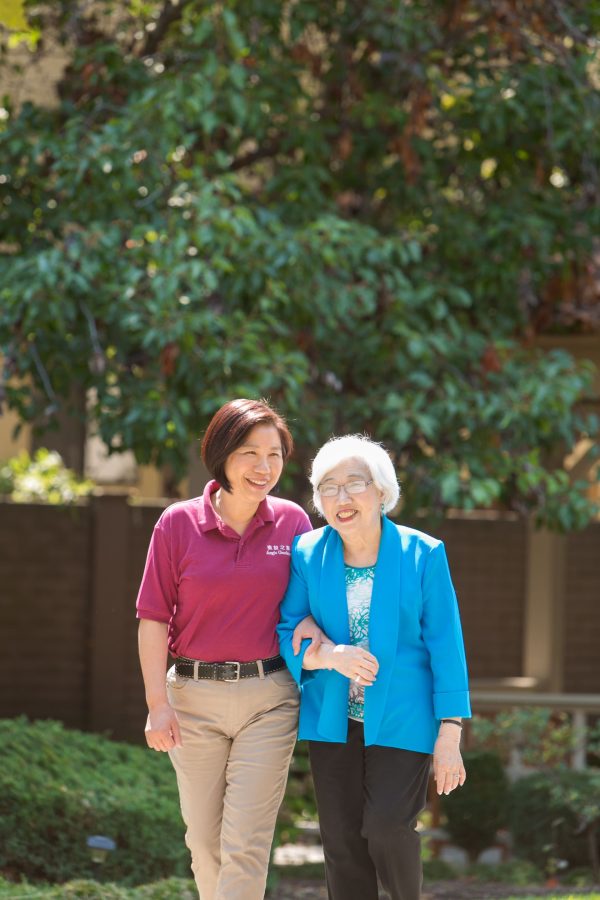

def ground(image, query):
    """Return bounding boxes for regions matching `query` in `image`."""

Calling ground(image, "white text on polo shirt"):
[266,544,291,556]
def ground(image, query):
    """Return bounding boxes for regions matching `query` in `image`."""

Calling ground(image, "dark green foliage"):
[0,718,188,885]
[509,770,600,873]
[277,741,317,838]
[0,877,198,898]
[465,860,542,886]
[0,719,318,887]
[1,2,599,528]
[422,859,459,881]
[441,750,508,861]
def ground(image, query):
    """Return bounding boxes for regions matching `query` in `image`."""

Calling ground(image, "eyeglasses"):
[317,479,373,498]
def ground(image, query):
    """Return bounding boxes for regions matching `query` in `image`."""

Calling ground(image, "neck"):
[213,488,259,534]
[342,521,382,567]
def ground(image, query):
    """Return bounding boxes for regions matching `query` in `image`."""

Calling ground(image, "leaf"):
[0,0,28,30]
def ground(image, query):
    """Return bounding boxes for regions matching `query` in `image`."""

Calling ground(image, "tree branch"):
[140,0,193,57]
[226,140,282,173]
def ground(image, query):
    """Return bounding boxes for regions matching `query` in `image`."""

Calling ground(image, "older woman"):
[277,435,471,900]
[136,398,322,900]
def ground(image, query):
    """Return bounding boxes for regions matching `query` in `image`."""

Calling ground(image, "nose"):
[336,484,351,501]
[254,457,270,472]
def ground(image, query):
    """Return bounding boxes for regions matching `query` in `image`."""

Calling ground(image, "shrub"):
[466,860,542,885]
[0,718,188,885]
[422,859,459,881]
[441,750,508,861]
[470,708,600,769]
[277,741,317,840]
[0,878,198,898]
[509,770,600,875]
[0,449,93,504]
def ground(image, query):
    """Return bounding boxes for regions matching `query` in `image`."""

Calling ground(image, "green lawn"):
[0,878,197,899]
[1,880,599,900]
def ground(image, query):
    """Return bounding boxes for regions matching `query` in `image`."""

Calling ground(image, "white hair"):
[310,434,401,517]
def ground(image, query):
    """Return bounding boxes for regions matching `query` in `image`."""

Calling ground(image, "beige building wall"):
[0,403,31,459]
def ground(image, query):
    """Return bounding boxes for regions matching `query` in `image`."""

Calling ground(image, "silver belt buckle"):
[224,661,241,682]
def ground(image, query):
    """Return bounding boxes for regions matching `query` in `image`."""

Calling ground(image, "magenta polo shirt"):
[136,479,312,662]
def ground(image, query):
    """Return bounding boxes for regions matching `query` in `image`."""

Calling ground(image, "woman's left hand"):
[292,615,330,658]
[433,725,466,795]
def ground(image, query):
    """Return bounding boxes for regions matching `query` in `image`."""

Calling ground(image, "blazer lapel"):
[364,516,401,743]
[318,526,350,644]
[316,527,351,740]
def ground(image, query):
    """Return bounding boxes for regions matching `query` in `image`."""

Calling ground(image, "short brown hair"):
[201,398,294,492]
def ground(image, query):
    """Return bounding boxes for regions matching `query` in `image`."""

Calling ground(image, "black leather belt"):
[174,654,286,682]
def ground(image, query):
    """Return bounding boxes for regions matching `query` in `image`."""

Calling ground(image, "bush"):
[0,718,188,885]
[0,878,198,898]
[466,860,542,885]
[509,770,600,874]
[277,741,317,841]
[441,750,508,861]
[422,859,459,881]
[0,449,93,504]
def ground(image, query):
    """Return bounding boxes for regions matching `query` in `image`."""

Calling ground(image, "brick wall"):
[120,503,167,741]
[1,499,598,742]
[0,502,92,727]
[435,517,527,680]
[564,524,600,693]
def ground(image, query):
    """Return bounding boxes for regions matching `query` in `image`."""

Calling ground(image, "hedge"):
[0,718,187,885]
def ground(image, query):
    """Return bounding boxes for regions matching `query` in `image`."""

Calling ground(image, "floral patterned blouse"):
[345,564,375,721]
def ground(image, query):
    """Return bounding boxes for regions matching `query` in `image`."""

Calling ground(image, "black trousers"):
[309,719,431,900]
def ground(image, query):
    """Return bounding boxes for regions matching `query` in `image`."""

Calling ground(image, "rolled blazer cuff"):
[433,690,472,720]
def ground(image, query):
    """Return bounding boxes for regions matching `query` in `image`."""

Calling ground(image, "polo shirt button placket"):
[236,539,252,568]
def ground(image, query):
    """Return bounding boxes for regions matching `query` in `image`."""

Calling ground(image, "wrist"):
[147,694,169,711]
[317,644,335,670]
[438,721,462,742]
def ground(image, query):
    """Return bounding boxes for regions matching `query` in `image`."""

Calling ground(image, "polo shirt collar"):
[198,479,275,532]
[197,480,220,532]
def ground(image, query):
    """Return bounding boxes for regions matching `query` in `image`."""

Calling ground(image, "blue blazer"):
[277,516,471,754]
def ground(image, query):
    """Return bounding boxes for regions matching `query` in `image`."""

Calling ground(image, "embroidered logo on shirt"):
[266,544,291,556]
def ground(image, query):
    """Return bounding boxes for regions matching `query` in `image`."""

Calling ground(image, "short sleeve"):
[294,508,313,538]
[136,521,177,623]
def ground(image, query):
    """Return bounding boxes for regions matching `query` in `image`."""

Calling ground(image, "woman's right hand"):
[144,702,182,751]
[324,644,379,685]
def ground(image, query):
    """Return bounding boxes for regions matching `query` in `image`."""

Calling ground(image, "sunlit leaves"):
[0,0,598,527]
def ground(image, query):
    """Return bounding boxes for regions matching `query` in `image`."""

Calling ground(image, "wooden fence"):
[1,495,598,742]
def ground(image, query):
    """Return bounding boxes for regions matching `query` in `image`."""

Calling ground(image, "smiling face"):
[223,423,284,503]
[318,458,384,538]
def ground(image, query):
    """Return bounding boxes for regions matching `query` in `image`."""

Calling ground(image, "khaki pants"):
[166,665,299,900]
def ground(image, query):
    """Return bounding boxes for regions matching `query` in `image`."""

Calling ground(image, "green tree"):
[1,1,598,527]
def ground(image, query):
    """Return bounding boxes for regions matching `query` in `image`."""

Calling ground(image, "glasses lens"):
[318,480,368,496]
[345,480,367,494]
[318,484,338,496]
